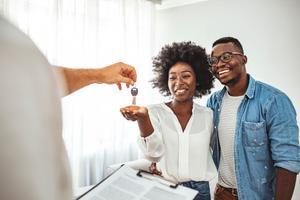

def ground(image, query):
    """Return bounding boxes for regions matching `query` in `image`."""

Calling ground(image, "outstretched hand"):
[101,62,137,90]
[120,105,148,121]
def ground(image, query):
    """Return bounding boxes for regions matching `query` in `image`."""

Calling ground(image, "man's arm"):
[275,167,297,200]
[266,94,300,199]
[52,62,137,96]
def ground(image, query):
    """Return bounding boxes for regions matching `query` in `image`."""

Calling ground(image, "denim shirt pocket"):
[242,121,268,160]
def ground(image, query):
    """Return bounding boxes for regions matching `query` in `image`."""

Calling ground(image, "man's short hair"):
[212,37,244,54]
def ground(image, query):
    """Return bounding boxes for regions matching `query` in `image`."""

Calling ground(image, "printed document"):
[77,165,197,200]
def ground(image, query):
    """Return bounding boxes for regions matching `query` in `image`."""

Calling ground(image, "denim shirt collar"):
[245,74,256,99]
[215,74,256,101]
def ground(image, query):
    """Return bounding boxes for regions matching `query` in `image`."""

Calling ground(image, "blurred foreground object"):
[0,16,72,200]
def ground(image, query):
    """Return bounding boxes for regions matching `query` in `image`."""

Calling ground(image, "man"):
[207,37,300,199]
[0,16,136,200]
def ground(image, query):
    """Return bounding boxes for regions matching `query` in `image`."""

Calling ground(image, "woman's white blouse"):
[137,102,217,183]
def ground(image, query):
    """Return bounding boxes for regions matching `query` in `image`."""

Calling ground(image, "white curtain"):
[0,0,157,189]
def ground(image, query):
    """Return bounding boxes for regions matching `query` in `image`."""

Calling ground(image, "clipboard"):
[136,169,179,189]
[75,164,197,200]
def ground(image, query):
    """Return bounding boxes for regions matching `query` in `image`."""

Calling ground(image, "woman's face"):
[168,62,196,102]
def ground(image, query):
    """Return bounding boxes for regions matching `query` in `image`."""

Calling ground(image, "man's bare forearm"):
[59,67,104,95]
[275,167,297,200]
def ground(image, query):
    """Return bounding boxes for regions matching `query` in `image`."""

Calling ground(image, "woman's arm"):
[120,105,153,137]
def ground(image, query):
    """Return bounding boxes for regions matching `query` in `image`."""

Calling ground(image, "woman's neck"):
[167,99,193,116]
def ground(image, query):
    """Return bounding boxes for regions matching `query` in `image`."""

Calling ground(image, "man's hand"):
[100,62,137,90]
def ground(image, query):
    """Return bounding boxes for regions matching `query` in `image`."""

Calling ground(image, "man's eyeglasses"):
[208,52,244,67]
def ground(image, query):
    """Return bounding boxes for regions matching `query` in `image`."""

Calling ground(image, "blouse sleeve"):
[137,105,164,162]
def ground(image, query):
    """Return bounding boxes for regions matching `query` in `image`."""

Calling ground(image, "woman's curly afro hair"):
[151,41,214,98]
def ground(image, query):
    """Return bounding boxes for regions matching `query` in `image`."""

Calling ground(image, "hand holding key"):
[131,86,138,105]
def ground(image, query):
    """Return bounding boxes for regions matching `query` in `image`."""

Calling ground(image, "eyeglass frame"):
[207,51,244,67]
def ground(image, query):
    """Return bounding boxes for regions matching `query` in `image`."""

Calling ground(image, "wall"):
[154,0,300,198]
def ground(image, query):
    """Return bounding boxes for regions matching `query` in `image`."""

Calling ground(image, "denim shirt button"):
[261,178,267,184]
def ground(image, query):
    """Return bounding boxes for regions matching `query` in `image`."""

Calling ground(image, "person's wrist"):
[138,108,148,121]
[137,115,147,122]
[96,67,110,84]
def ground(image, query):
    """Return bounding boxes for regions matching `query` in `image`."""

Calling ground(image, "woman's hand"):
[149,162,162,176]
[120,105,148,121]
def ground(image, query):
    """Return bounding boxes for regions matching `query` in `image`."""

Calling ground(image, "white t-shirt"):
[218,91,244,188]
[137,103,217,183]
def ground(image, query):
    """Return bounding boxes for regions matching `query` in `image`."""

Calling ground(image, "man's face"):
[210,42,247,86]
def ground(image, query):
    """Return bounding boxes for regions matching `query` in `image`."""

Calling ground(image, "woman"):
[120,41,216,200]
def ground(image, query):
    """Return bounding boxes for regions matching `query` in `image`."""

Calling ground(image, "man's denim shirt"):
[207,74,300,200]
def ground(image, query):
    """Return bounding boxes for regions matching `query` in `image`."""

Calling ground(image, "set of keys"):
[130,85,138,105]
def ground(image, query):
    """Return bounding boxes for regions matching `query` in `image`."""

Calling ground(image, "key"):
[131,86,138,105]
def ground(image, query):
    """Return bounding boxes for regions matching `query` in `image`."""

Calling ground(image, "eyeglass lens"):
[209,52,233,66]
